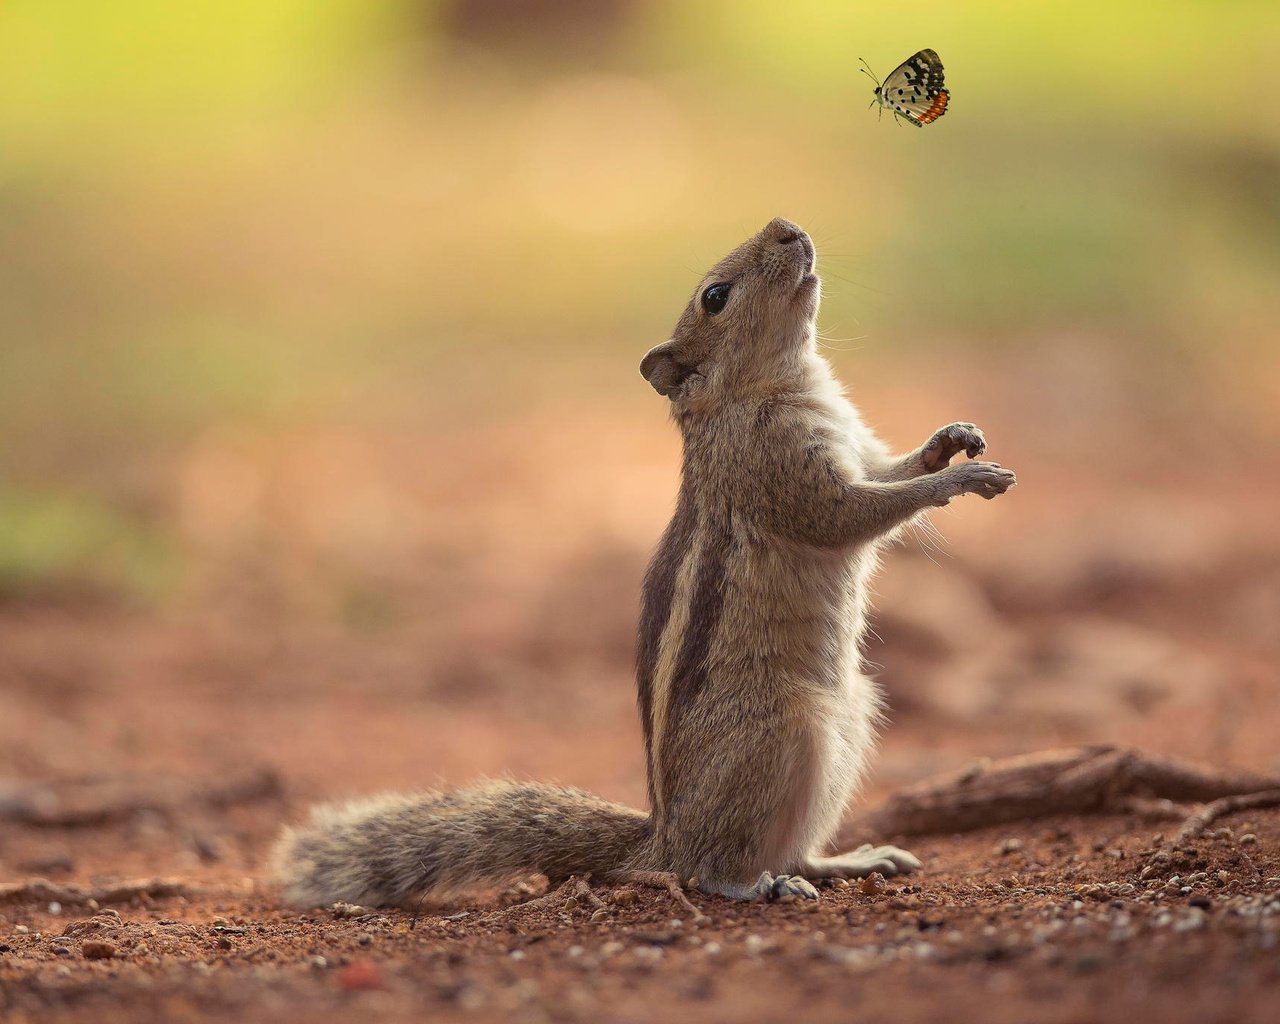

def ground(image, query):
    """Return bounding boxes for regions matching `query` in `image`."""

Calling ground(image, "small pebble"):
[48,902,62,916]
[859,872,887,896]
[744,934,769,954]
[15,926,29,936]
[81,940,117,960]
[1240,834,1258,845]
[336,960,383,991]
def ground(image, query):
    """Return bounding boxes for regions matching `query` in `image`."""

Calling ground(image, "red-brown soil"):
[3,379,1279,1023]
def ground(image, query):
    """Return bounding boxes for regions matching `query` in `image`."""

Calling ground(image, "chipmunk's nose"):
[763,217,815,271]
[763,217,807,246]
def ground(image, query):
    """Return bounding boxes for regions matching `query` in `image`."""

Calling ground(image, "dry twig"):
[0,878,193,908]
[857,746,1280,840]
[0,767,282,828]
[1172,789,1280,845]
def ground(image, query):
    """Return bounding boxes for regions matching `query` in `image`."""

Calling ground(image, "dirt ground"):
[2,367,1279,1023]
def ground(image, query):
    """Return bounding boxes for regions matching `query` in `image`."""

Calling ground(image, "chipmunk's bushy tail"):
[272,780,651,908]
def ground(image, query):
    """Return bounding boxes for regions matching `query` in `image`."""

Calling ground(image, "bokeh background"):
[2,0,1278,854]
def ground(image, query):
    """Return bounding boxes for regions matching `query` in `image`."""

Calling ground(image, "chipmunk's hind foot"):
[804,844,921,879]
[700,871,819,902]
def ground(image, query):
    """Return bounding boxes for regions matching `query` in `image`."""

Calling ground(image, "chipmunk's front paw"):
[932,461,1016,504]
[920,422,986,472]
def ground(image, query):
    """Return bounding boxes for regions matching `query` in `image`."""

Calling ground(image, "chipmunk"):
[272,217,1016,907]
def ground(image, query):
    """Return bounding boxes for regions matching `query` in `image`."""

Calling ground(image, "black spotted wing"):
[876,48,949,126]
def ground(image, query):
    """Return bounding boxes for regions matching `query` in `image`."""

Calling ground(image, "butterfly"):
[859,49,949,127]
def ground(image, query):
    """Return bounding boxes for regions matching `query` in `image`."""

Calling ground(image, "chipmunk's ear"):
[640,340,700,399]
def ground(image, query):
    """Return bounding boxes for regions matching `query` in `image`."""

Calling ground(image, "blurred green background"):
[1,0,1278,610]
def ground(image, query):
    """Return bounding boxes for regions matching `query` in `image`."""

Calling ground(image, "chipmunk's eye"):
[701,282,731,315]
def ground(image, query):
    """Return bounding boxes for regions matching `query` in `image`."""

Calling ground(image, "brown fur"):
[271,218,1016,907]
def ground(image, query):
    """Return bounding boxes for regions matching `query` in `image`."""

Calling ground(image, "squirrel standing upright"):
[272,218,1017,906]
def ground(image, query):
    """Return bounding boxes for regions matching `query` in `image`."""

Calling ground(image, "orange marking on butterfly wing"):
[914,90,949,125]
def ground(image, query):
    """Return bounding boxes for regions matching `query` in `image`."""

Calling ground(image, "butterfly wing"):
[877,48,949,126]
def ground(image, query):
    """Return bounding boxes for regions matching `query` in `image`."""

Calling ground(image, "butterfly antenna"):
[857,57,881,88]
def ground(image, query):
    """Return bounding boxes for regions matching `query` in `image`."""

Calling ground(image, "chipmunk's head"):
[640,217,820,410]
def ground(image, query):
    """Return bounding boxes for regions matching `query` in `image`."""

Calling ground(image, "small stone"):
[310,955,328,969]
[859,872,887,896]
[336,960,383,991]
[330,902,370,920]
[48,902,62,915]
[82,940,117,960]
[1240,834,1258,845]
[14,926,29,935]
[996,838,1022,855]
[1074,952,1107,973]
[509,949,525,960]
[632,931,678,946]
[611,888,638,907]
[356,933,373,946]
[744,934,769,955]
[589,909,609,922]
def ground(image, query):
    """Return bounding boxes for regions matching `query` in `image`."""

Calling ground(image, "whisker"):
[820,269,892,297]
